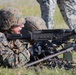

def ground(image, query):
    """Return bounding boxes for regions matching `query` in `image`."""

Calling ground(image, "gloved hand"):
[28,40,51,56]
[28,42,42,56]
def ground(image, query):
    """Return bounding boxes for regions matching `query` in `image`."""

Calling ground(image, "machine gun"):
[7,29,76,67]
[7,29,75,41]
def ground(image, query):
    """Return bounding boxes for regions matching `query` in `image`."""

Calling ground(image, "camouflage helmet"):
[0,7,25,30]
[21,16,47,35]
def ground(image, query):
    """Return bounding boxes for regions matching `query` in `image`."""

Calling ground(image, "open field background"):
[0,0,76,75]
[0,0,69,29]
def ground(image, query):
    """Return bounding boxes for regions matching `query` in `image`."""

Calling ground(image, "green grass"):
[0,66,76,75]
[0,0,76,75]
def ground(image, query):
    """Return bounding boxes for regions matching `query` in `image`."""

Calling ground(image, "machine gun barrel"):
[7,34,31,40]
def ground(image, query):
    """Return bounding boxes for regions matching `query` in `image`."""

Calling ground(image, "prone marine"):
[0,7,47,68]
[0,7,30,68]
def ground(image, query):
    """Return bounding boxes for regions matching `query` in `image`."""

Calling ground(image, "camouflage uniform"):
[37,0,76,61]
[0,7,30,68]
[37,0,76,29]
[37,0,56,29]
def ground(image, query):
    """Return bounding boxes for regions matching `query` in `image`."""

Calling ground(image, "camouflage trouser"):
[37,0,56,29]
[37,0,76,61]
[37,0,76,29]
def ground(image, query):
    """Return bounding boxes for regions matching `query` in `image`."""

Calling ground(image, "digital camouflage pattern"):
[21,16,47,35]
[37,0,56,29]
[0,32,30,68]
[37,0,76,29]
[0,7,30,68]
[0,7,25,30]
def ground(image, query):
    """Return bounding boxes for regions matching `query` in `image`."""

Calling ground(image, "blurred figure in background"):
[37,0,76,62]
[37,0,76,30]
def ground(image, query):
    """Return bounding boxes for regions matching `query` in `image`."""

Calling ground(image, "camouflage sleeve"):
[0,32,30,68]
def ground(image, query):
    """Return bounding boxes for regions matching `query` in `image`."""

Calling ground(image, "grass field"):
[0,0,76,75]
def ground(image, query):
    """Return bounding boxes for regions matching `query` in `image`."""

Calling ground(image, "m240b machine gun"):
[7,29,76,67]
